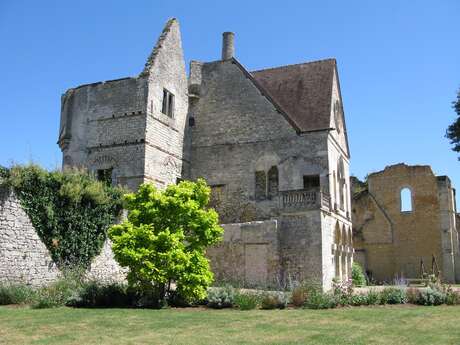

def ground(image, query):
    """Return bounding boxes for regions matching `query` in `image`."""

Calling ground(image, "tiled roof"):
[252,59,336,132]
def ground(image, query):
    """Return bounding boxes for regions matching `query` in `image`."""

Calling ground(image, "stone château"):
[58,18,353,290]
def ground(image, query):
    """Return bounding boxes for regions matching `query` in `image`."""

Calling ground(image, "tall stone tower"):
[58,18,188,190]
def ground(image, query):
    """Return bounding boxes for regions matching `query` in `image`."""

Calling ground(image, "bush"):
[416,288,445,306]
[207,286,235,309]
[332,279,354,306]
[406,287,420,304]
[379,287,407,305]
[234,291,260,310]
[366,289,380,305]
[69,282,135,308]
[348,294,368,306]
[31,272,85,309]
[445,287,460,305]
[0,284,36,305]
[305,290,338,309]
[351,263,366,287]
[260,292,288,310]
[1,165,124,268]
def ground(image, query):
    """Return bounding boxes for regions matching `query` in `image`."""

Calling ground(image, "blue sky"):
[1,1,459,198]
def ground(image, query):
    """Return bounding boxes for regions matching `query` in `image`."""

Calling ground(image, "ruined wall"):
[0,187,59,286]
[0,188,125,286]
[207,220,280,288]
[352,164,459,283]
[59,76,148,191]
[143,18,188,188]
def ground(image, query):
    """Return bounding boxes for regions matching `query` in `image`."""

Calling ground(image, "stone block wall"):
[0,187,60,286]
[207,220,280,288]
[0,187,125,286]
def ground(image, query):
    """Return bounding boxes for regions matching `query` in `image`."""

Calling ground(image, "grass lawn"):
[1,305,460,345]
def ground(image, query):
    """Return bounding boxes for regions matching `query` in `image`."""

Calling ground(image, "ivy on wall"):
[0,165,125,268]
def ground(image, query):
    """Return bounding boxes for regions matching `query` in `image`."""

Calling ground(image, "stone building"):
[352,163,460,283]
[58,18,353,290]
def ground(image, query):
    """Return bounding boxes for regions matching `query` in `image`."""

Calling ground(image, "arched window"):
[401,188,412,212]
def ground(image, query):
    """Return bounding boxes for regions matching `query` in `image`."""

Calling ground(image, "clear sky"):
[1,1,459,198]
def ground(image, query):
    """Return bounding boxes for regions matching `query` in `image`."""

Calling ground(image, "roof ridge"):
[251,58,336,74]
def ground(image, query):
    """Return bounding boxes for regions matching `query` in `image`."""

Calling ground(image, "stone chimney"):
[221,32,235,60]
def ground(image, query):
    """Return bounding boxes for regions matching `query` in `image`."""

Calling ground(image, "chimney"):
[221,32,235,60]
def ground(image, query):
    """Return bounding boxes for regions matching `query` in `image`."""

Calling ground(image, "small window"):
[161,89,174,117]
[255,171,267,201]
[97,168,113,186]
[267,166,279,198]
[401,188,412,212]
[303,175,320,189]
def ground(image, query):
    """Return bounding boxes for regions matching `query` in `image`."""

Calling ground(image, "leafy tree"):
[108,179,223,307]
[446,89,460,158]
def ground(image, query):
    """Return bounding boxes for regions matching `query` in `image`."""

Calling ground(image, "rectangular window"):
[97,168,113,186]
[161,88,175,118]
[303,175,320,189]
[255,171,267,201]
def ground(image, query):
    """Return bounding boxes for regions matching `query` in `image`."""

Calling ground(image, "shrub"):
[348,294,368,306]
[445,287,460,305]
[207,286,235,309]
[351,263,366,287]
[406,287,420,304]
[109,180,223,307]
[1,165,124,268]
[234,291,260,310]
[0,284,36,305]
[379,287,407,305]
[365,289,380,305]
[416,288,445,306]
[260,292,288,310]
[332,279,354,306]
[305,290,338,309]
[69,281,135,308]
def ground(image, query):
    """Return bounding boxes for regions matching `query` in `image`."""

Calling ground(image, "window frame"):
[161,88,175,118]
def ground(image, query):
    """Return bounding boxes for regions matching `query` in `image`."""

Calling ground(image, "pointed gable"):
[252,59,336,132]
[140,18,184,77]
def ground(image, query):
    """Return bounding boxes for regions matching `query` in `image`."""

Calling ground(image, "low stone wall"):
[0,187,125,286]
[207,220,280,288]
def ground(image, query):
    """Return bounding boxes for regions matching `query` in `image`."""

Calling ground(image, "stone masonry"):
[56,18,353,290]
[352,163,460,283]
[0,186,125,286]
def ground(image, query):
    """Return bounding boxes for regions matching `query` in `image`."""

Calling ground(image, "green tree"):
[351,262,367,287]
[446,89,460,158]
[108,179,223,307]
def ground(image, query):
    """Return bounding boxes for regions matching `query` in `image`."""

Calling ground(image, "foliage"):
[305,290,338,309]
[109,179,223,307]
[445,288,460,305]
[234,291,260,310]
[415,288,446,306]
[406,287,420,304]
[379,287,407,304]
[446,88,460,158]
[69,281,135,308]
[366,289,380,305]
[332,279,354,305]
[207,286,235,309]
[31,270,85,309]
[351,263,367,287]
[0,164,124,267]
[0,284,37,305]
[260,291,288,309]
[348,294,369,306]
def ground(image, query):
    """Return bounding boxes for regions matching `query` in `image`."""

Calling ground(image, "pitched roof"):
[251,59,336,132]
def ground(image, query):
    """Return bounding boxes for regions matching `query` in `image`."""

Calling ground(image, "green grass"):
[1,305,460,345]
